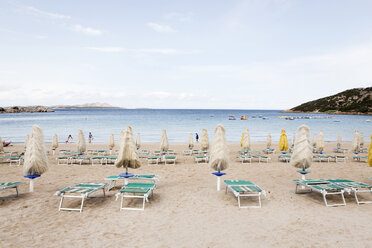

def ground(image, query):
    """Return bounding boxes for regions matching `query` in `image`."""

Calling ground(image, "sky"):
[0,0,371,109]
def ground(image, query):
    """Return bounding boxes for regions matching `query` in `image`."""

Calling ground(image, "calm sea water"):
[0,109,371,143]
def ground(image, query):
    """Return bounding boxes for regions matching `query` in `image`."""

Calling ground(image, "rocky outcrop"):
[0,106,54,113]
[286,87,372,115]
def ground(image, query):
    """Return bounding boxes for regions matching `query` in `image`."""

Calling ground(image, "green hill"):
[287,87,372,115]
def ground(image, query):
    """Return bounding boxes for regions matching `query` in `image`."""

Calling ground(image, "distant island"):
[285,87,372,115]
[52,102,124,109]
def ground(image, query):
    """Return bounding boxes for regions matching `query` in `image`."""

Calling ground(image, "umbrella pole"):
[29,179,34,192]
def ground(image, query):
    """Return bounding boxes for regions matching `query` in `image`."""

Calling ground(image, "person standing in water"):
[88,132,93,143]
[195,133,199,142]
[66,135,73,143]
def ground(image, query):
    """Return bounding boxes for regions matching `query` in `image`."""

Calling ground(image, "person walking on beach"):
[195,133,199,142]
[88,132,93,143]
[66,134,73,143]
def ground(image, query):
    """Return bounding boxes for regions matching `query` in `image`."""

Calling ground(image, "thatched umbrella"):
[160,129,169,152]
[24,134,30,149]
[136,133,141,150]
[0,137,3,153]
[188,133,194,150]
[52,134,58,155]
[77,130,86,153]
[291,125,312,171]
[352,130,360,153]
[316,131,325,153]
[209,124,229,191]
[266,133,272,149]
[291,132,296,147]
[360,132,364,148]
[114,128,141,176]
[312,133,317,147]
[337,134,342,148]
[200,128,209,151]
[23,125,49,192]
[109,134,115,154]
[279,130,288,152]
[368,135,372,167]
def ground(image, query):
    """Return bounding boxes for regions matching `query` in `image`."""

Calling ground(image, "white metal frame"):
[225,183,266,208]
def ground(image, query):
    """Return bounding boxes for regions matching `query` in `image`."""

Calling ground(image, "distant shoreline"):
[283,110,372,116]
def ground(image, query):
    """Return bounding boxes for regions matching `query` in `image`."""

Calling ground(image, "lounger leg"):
[295,184,312,194]
[59,195,64,211]
[237,194,262,208]
[80,197,85,212]
[353,189,372,205]
[322,191,346,207]
[15,186,19,197]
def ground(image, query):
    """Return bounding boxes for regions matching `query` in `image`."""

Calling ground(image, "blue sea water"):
[0,109,371,143]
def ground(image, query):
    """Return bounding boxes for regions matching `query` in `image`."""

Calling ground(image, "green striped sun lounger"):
[0,182,23,197]
[353,155,368,162]
[164,156,177,164]
[278,154,291,163]
[252,155,271,163]
[194,155,209,163]
[263,148,275,154]
[147,156,161,165]
[104,174,160,191]
[56,156,71,165]
[312,155,331,163]
[224,180,266,208]
[327,179,372,205]
[115,182,156,210]
[236,155,252,164]
[293,179,346,207]
[55,183,107,212]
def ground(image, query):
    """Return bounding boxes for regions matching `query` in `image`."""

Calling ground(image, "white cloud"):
[35,35,47,39]
[73,25,102,36]
[146,22,177,33]
[86,47,124,52]
[22,6,71,20]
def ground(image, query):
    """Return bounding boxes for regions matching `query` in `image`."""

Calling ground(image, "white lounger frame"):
[105,175,160,191]
[57,185,106,212]
[294,182,346,207]
[225,184,266,209]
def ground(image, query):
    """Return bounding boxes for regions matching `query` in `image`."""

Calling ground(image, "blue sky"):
[0,0,371,109]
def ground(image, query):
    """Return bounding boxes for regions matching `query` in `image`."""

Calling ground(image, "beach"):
[1,142,371,248]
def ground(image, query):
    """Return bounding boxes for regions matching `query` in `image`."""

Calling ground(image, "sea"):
[0,109,371,143]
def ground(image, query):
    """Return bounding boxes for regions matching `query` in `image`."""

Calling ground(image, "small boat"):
[258,115,262,118]
[251,116,256,118]
[366,119,371,122]
[262,117,268,120]
[229,115,236,120]
[240,116,247,120]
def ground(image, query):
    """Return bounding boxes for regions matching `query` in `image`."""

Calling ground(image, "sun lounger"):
[153,150,162,156]
[333,147,348,153]
[56,156,71,165]
[147,156,161,165]
[353,155,368,162]
[328,155,347,163]
[164,156,177,164]
[55,183,107,212]
[194,155,209,163]
[293,179,346,207]
[168,149,176,155]
[0,182,22,196]
[115,182,156,210]
[224,180,266,208]
[263,148,275,154]
[312,154,331,163]
[105,174,160,191]
[327,179,372,205]
[70,156,91,165]
[183,150,192,156]
[252,155,271,163]
[138,152,150,158]
[236,155,252,164]
[91,156,107,166]
[278,154,291,163]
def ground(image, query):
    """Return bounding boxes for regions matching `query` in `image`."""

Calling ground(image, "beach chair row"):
[56,156,118,165]
[0,155,23,166]
[278,154,368,163]
[236,155,271,163]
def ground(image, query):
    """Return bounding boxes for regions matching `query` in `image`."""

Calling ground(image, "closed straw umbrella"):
[77,130,86,153]
[352,130,360,153]
[312,133,317,147]
[0,137,3,153]
[109,134,115,154]
[266,133,272,149]
[115,128,141,176]
[337,134,342,148]
[23,125,49,192]
[136,133,141,150]
[367,135,372,167]
[291,132,296,148]
[291,125,312,181]
[188,133,194,150]
[160,129,169,152]
[52,134,58,155]
[200,128,209,151]
[209,124,229,191]
[317,131,325,153]
[360,132,364,148]
[279,130,288,152]
[24,134,30,149]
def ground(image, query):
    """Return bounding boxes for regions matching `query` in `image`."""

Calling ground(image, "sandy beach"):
[1,142,371,248]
